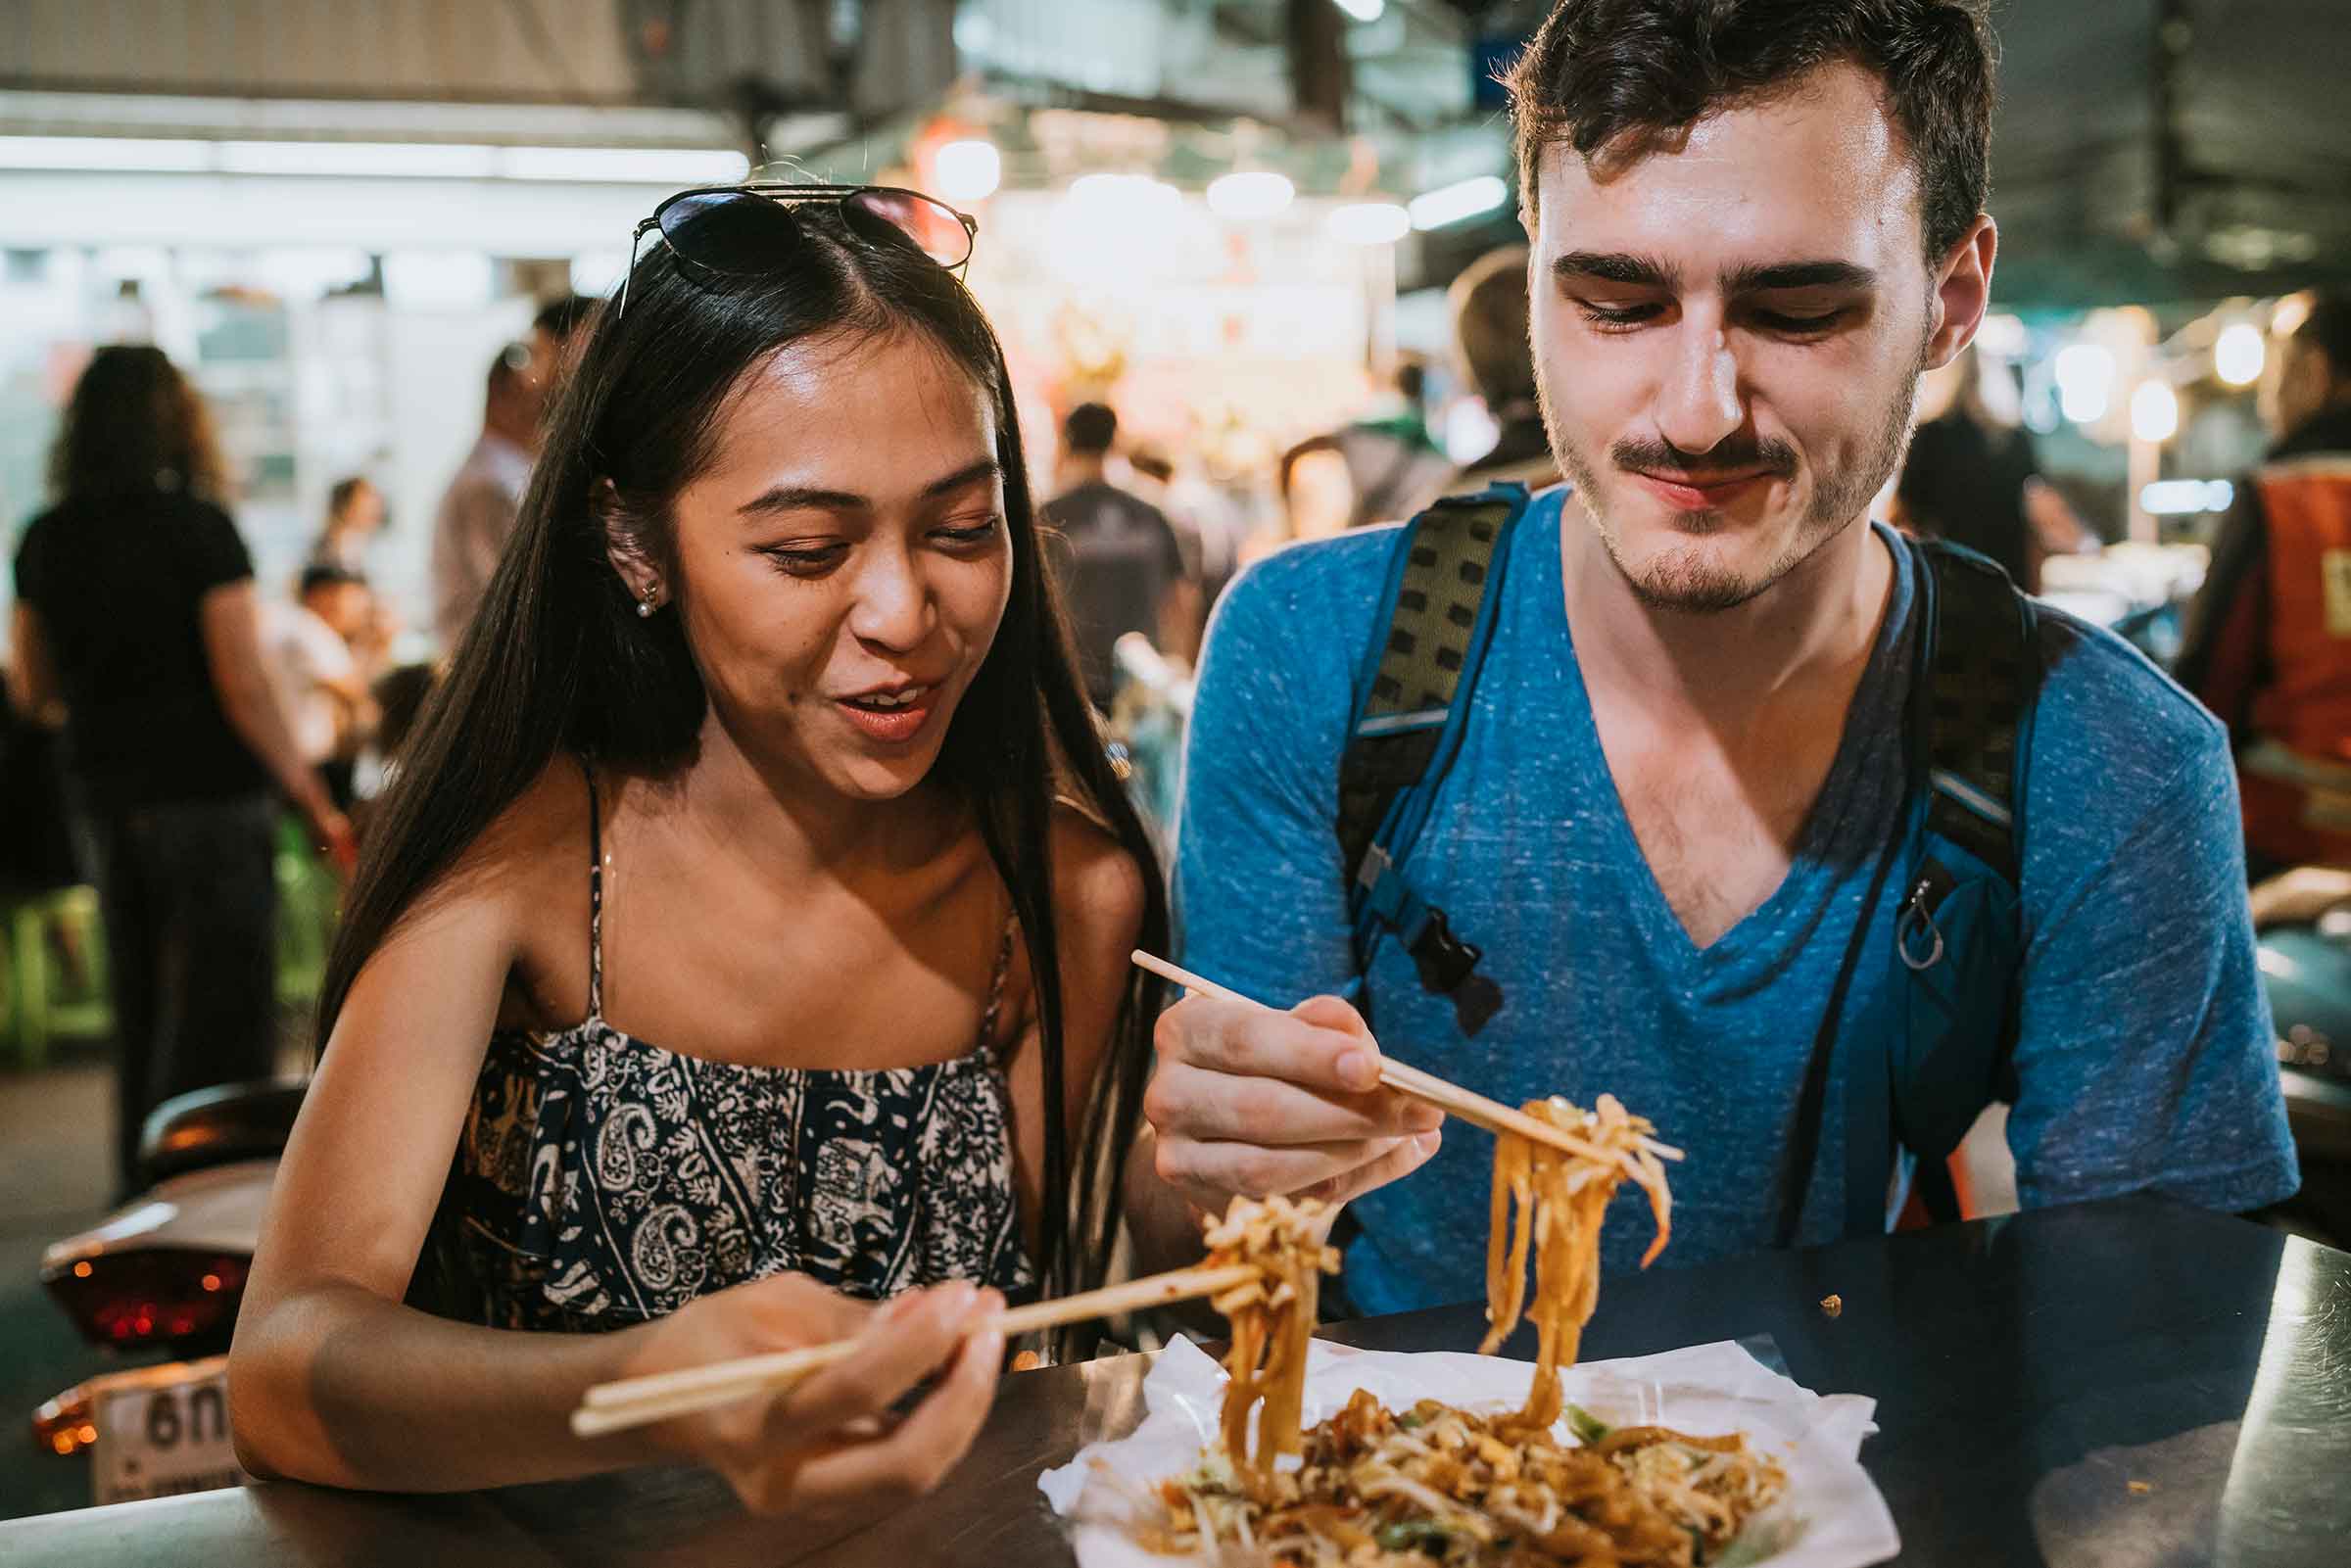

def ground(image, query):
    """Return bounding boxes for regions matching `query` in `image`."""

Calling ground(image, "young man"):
[1150,0,2296,1313]
[1042,403,1201,706]
[2177,294,2351,877]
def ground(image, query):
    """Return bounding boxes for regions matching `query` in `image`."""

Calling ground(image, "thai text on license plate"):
[94,1355,249,1505]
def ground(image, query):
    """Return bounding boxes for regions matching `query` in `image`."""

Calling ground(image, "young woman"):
[227,187,1172,1518]
[11,346,351,1196]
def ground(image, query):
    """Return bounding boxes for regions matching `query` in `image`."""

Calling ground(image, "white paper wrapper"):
[1039,1337,1899,1567]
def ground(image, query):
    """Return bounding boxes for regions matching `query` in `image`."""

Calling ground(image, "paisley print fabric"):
[432,767,1036,1333]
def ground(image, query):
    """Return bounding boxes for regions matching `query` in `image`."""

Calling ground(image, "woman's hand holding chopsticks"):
[610,1273,1004,1517]
[1145,984,1445,1213]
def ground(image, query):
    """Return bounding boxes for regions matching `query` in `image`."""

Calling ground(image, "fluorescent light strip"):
[0,135,746,184]
[1409,175,1508,231]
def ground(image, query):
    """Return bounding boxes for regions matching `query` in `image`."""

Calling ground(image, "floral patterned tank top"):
[427,770,1037,1332]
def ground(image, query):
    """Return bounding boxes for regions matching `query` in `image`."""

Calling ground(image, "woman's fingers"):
[784,1314,1005,1510]
[775,1284,992,1438]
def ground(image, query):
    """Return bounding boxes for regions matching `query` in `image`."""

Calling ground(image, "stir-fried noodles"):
[1481,1095,1677,1438]
[1142,1389,1786,1566]
[1204,1194,1340,1489]
[1125,1102,1778,1565]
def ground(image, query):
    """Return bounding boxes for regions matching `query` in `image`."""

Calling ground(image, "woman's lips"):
[1629,469,1772,509]
[836,687,941,745]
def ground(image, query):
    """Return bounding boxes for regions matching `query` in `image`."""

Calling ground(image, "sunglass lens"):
[842,190,973,268]
[657,190,802,273]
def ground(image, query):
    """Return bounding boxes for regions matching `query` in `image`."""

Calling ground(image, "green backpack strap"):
[1336,484,1530,1026]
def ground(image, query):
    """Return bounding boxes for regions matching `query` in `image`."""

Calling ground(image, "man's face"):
[1529,61,1986,612]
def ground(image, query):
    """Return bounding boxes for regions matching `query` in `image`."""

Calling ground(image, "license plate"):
[94,1355,249,1505]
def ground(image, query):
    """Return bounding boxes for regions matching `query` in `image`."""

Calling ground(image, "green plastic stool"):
[2,884,111,1070]
[274,816,341,1015]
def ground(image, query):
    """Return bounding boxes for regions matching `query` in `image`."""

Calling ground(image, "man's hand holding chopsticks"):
[1145,992,1444,1213]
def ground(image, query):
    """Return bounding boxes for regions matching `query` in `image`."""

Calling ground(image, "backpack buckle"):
[1408,908,1483,994]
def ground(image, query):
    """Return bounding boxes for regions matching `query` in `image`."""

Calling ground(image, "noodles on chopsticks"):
[1480,1094,1676,1438]
[1202,1194,1339,1494]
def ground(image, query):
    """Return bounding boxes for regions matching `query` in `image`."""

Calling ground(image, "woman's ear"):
[595,477,666,610]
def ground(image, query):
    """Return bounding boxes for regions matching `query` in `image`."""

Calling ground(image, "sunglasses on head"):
[615,183,979,320]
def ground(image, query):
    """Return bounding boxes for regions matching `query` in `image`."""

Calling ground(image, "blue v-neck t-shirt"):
[1174,489,2297,1315]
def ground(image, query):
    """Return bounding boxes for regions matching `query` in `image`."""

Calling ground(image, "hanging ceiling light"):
[2214,321,2266,388]
[1207,169,1294,220]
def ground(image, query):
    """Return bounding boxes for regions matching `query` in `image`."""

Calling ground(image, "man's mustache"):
[1611,436,1799,484]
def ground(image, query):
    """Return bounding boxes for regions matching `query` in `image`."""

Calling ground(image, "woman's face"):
[656,327,1012,803]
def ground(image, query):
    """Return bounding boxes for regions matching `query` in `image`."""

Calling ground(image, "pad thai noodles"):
[1481,1094,1677,1438]
[1126,1103,1758,1565]
[1203,1194,1341,1489]
[1140,1388,1786,1566]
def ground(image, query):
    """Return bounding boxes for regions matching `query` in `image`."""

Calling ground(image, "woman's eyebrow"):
[738,457,1000,519]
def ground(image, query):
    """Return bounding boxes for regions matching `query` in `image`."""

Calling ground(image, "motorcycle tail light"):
[41,1249,250,1350]
[30,1385,97,1456]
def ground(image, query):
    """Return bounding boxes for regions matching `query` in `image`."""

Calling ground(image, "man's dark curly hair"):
[1507,0,1997,264]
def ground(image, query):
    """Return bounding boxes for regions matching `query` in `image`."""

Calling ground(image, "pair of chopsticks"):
[1129,951,1684,1173]
[570,952,1678,1440]
[572,1262,1258,1438]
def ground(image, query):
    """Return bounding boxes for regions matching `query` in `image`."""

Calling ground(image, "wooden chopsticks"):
[1129,951,1685,1169]
[570,1262,1258,1439]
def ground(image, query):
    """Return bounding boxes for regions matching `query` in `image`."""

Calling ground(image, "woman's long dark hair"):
[318,198,1170,1342]
[49,345,232,501]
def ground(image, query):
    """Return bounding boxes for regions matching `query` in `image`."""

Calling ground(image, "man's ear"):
[595,478,663,606]
[1923,214,1998,372]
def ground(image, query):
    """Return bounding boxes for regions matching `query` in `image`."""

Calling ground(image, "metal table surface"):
[6,1195,2345,1567]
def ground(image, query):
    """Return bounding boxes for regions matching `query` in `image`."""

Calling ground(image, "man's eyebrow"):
[1551,251,1677,288]
[739,458,1000,518]
[1723,260,1878,294]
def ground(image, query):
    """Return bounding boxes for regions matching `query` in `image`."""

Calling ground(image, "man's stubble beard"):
[1539,337,1930,615]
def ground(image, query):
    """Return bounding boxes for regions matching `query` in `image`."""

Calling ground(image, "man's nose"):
[1654,319,1745,456]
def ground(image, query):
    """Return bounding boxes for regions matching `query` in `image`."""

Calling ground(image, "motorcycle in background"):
[30,1078,300,1504]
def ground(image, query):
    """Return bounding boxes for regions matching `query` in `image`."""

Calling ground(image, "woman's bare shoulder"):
[1046,800,1149,962]
[392,753,596,944]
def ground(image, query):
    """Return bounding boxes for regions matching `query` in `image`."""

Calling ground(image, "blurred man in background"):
[1043,403,1200,705]
[2179,294,2351,875]
[1891,343,2090,592]
[427,297,597,648]
[1336,357,1455,527]
[1448,244,1563,492]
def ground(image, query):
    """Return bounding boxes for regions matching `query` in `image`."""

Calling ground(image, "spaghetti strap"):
[976,916,1018,1050]
[583,759,605,1020]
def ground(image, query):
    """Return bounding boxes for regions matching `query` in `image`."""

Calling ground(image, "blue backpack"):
[1336,483,2039,1241]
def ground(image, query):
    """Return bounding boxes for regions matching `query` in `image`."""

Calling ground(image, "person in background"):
[428,298,600,649]
[1271,433,1360,553]
[1332,357,1457,528]
[1449,244,1564,491]
[2178,293,2351,876]
[311,475,387,575]
[1041,403,1200,706]
[1891,342,2091,592]
[10,346,351,1195]
[429,344,543,650]
[263,565,381,811]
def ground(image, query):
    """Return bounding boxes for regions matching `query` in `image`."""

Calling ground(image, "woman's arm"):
[229,809,1001,1506]
[9,601,64,723]
[199,581,352,859]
